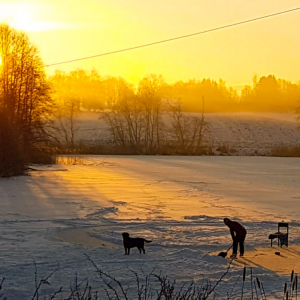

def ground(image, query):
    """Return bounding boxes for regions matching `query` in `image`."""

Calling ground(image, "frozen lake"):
[0,156,300,299]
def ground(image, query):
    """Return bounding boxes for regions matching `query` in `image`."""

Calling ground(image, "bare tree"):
[0,24,53,176]
[102,75,208,154]
[138,74,164,152]
[169,97,206,154]
[50,70,83,151]
[296,97,300,126]
[102,75,165,154]
[102,78,143,152]
[54,96,81,150]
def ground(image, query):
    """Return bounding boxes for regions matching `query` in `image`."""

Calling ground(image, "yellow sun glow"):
[0,2,61,32]
[0,3,32,30]
[11,7,35,31]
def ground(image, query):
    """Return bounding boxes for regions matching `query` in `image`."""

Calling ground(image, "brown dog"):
[122,232,152,255]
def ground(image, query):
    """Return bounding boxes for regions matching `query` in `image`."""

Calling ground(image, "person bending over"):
[224,218,247,258]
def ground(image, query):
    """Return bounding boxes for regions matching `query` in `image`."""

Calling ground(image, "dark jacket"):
[227,220,247,241]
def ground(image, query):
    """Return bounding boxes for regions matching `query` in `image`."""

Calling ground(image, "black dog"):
[122,232,152,255]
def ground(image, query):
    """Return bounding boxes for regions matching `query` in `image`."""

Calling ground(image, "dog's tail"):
[144,239,152,243]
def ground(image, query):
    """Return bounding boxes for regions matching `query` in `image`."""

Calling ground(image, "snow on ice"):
[0,156,300,299]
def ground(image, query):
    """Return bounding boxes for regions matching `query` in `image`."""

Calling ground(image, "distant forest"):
[50,69,300,113]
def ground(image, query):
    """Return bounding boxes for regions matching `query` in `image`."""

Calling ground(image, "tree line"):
[50,70,300,113]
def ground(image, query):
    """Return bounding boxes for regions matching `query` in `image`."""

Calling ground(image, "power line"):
[45,6,300,67]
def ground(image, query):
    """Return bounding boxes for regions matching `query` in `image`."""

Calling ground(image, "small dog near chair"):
[122,232,152,255]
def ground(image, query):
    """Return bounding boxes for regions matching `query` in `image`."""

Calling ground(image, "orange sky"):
[1,0,300,89]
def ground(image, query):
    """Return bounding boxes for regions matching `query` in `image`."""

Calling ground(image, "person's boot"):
[230,254,237,259]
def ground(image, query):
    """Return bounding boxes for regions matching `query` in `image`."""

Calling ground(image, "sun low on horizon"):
[0,2,55,32]
[1,0,300,88]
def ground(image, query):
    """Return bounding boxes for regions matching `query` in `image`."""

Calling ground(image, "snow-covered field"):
[1,156,300,299]
[67,112,300,155]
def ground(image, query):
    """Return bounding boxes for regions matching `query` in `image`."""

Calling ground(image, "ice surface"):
[0,156,299,299]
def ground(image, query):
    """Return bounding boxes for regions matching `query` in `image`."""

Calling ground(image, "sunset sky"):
[1,0,300,89]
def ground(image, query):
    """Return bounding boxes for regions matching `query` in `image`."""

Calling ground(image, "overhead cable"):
[45,6,300,67]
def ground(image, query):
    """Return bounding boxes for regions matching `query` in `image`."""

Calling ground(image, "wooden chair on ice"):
[268,222,289,247]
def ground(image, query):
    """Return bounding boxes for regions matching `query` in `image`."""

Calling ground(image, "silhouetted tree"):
[102,75,165,153]
[169,98,206,154]
[0,24,53,176]
[51,70,82,150]
[138,74,165,152]
[102,78,142,152]
[50,69,108,113]
[162,78,239,112]
[296,97,300,124]
[240,75,300,112]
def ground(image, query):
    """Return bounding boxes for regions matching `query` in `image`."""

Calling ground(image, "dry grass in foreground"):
[0,255,298,299]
